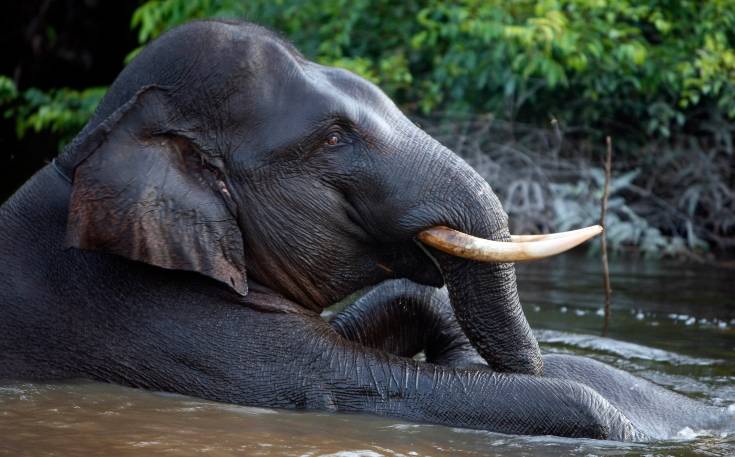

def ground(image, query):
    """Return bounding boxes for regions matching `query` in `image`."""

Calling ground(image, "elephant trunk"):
[408,148,543,375]
[431,245,542,375]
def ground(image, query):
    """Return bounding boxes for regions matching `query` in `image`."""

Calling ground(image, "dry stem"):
[601,136,613,336]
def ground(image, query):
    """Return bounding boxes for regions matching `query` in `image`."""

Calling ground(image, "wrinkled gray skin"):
[332,280,733,440]
[0,20,705,441]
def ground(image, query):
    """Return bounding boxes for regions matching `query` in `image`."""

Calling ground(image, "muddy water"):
[2,256,734,456]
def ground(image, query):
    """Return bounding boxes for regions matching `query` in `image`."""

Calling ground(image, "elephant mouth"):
[417,225,603,263]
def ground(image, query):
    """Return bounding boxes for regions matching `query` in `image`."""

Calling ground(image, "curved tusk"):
[510,226,604,242]
[418,225,603,263]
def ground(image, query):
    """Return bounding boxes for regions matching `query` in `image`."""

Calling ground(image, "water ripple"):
[535,329,722,365]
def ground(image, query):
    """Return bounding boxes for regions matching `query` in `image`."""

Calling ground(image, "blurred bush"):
[6,0,735,144]
[126,0,735,140]
[426,114,734,259]
[1,75,105,149]
[2,0,734,259]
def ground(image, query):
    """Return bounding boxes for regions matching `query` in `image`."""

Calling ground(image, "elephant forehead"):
[310,63,406,136]
[238,61,415,156]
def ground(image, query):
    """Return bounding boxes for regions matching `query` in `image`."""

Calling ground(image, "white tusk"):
[418,225,603,263]
[510,226,604,242]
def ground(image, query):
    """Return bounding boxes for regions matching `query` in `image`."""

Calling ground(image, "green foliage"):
[1,77,105,149]
[129,0,735,139]
[13,87,105,141]
[0,76,18,105]
[6,0,735,150]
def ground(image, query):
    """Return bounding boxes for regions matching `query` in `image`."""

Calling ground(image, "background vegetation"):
[2,0,734,260]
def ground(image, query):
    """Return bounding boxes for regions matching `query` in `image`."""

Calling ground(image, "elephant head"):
[59,20,597,376]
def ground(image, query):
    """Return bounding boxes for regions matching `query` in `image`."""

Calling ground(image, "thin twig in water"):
[601,136,613,336]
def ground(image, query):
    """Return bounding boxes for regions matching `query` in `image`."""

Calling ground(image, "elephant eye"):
[325,132,343,147]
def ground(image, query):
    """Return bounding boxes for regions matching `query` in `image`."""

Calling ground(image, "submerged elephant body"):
[0,20,724,441]
[331,280,732,440]
[543,355,731,439]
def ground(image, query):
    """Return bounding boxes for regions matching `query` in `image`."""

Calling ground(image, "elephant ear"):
[65,85,248,295]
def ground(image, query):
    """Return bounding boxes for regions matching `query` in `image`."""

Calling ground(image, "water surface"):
[2,256,733,456]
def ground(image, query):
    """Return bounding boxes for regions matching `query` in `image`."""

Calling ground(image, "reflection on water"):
[2,256,734,456]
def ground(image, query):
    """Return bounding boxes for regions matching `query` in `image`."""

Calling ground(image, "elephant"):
[0,19,726,441]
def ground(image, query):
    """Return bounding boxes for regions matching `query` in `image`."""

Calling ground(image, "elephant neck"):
[0,164,73,287]
[1,164,72,225]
